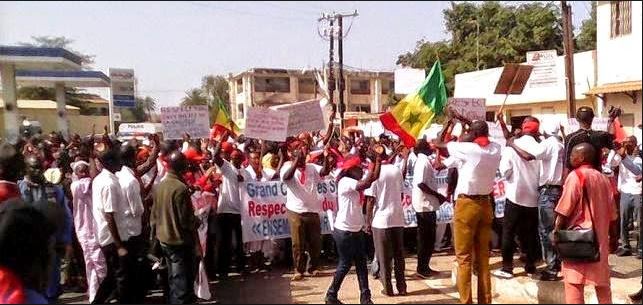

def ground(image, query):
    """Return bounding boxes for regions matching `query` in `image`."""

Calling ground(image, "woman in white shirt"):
[325,155,381,305]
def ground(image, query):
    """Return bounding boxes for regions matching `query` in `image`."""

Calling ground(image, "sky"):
[0,1,591,107]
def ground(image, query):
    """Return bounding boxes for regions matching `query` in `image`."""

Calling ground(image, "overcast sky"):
[0,1,592,107]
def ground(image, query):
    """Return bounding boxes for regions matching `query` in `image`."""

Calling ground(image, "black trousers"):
[125,234,151,303]
[215,213,245,276]
[416,211,437,273]
[501,200,539,271]
[373,227,406,294]
[161,243,198,304]
[93,243,130,304]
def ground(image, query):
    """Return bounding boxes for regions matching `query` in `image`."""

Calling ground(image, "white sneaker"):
[492,269,514,279]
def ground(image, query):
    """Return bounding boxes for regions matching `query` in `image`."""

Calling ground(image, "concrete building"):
[586,1,642,134]
[454,51,596,130]
[228,67,395,129]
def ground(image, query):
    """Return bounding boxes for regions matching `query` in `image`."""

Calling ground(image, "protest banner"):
[160,105,210,139]
[447,98,486,121]
[565,117,610,134]
[245,107,289,142]
[272,99,325,136]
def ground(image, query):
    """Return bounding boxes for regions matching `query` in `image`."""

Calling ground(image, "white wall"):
[454,51,596,106]
[596,1,642,85]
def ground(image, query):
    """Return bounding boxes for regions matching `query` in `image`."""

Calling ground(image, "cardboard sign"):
[565,118,610,134]
[160,106,210,139]
[494,64,533,95]
[272,99,326,136]
[447,98,486,121]
[245,107,289,142]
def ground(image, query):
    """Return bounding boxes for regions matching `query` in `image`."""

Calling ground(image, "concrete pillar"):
[1,64,19,144]
[373,78,382,113]
[55,83,69,139]
[291,76,299,101]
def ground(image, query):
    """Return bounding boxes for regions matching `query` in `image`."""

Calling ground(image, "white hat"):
[43,168,62,185]
[541,120,560,136]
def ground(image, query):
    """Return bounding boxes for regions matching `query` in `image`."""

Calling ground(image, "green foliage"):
[182,75,231,123]
[397,1,566,96]
[575,1,596,52]
[120,96,157,123]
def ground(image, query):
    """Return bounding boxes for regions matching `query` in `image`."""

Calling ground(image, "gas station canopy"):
[16,70,110,87]
[0,46,82,70]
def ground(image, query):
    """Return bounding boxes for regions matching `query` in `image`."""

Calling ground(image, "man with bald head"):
[151,150,198,304]
[436,118,502,304]
[554,143,617,304]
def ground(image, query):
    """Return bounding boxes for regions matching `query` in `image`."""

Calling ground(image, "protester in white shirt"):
[412,140,446,278]
[281,140,333,280]
[365,148,407,296]
[212,134,247,278]
[608,136,643,257]
[436,119,502,304]
[495,117,543,279]
[91,146,132,303]
[116,144,148,302]
[325,155,381,305]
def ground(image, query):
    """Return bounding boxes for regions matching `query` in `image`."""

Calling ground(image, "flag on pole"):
[211,101,240,139]
[380,60,447,147]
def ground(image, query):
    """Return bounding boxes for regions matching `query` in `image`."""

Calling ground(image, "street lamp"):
[468,19,480,70]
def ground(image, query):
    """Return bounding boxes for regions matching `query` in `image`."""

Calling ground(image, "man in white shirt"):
[116,143,147,302]
[608,136,643,257]
[494,117,542,279]
[91,146,132,303]
[412,140,446,278]
[281,140,332,281]
[365,148,407,296]
[436,119,502,304]
[212,138,247,278]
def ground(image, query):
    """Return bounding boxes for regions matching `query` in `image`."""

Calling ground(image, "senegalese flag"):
[380,60,447,148]
[211,99,240,138]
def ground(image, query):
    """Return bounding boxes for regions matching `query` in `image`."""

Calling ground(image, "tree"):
[138,96,157,120]
[180,88,207,106]
[120,96,157,122]
[575,1,596,52]
[17,36,95,110]
[397,1,564,95]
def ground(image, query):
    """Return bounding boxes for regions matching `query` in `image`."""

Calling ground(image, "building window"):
[352,105,371,112]
[236,79,243,94]
[254,76,290,93]
[350,79,370,95]
[611,1,632,38]
[381,80,394,95]
[237,103,245,119]
[298,78,317,94]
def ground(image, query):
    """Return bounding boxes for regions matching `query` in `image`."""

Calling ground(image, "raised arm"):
[356,156,381,192]
[496,112,512,140]
[136,134,160,176]
[506,137,536,161]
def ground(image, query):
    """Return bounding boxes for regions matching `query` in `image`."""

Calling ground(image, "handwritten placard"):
[272,99,326,136]
[160,106,210,139]
[245,107,290,142]
[447,98,486,121]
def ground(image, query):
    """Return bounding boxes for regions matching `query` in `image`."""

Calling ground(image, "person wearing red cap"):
[494,116,544,280]
[281,140,332,281]
[211,134,247,279]
[325,154,381,304]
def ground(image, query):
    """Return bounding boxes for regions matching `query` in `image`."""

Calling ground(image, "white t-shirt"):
[116,166,145,238]
[534,136,565,187]
[608,151,643,195]
[217,160,242,214]
[412,153,441,212]
[91,169,129,247]
[447,141,502,197]
[244,166,270,182]
[334,177,365,232]
[368,164,405,229]
[280,161,322,214]
[499,136,541,207]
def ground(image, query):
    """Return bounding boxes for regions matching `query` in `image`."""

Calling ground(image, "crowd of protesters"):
[0,105,641,304]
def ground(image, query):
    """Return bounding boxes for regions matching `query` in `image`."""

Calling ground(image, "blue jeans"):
[538,186,561,273]
[161,243,197,304]
[326,229,371,303]
[620,193,642,250]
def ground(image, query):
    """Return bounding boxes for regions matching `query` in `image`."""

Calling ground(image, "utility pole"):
[561,1,576,118]
[318,10,358,130]
[328,17,335,114]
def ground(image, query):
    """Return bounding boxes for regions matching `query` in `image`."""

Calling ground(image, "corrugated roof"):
[0,99,80,110]
[586,81,642,95]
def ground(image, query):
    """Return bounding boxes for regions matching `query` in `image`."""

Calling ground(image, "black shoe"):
[629,289,642,302]
[381,289,394,297]
[615,248,632,257]
[416,268,438,279]
[525,265,537,275]
[325,296,343,304]
[398,289,408,296]
[361,299,374,304]
[538,272,559,281]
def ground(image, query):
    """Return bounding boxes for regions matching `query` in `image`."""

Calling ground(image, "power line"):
[257,1,320,15]
[186,1,311,22]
